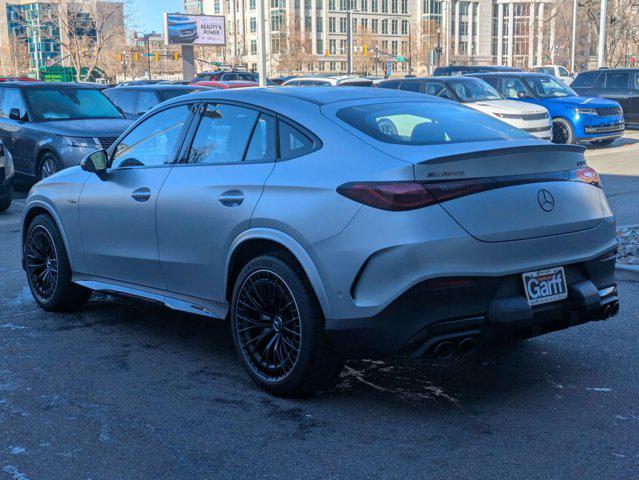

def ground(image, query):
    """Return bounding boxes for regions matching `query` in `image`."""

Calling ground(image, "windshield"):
[336,102,531,146]
[448,78,502,102]
[25,88,122,121]
[523,75,576,98]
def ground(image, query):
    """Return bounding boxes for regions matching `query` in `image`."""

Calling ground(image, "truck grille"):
[596,106,622,117]
[97,137,118,150]
[584,123,625,134]
[521,112,549,120]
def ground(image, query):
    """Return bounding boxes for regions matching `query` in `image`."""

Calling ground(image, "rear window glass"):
[336,102,531,146]
[572,71,600,88]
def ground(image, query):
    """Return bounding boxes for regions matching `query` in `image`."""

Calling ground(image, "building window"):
[340,17,347,33]
[391,0,398,13]
[329,16,336,32]
[381,0,388,13]
[371,18,378,32]
[250,39,257,55]
[329,38,337,53]
[372,0,378,11]
[249,17,256,33]
[340,39,347,53]
[391,19,398,34]
[381,19,388,34]
[401,20,408,35]
[401,0,408,13]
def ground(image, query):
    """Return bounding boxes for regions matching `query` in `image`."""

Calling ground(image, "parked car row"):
[21,86,620,397]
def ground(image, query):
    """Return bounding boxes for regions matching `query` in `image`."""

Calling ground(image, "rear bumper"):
[326,250,619,358]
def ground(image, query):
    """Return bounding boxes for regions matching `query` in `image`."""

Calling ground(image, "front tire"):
[0,188,12,212]
[25,214,91,311]
[37,152,60,181]
[552,118,574,144]
[231,254,343,397]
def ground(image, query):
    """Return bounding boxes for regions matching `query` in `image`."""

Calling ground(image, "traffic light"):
[154,52,160,61]
[173,51,179,61]
[363,44,368,56]
[133,52,140,62]
[118,52,123,62]
[324,49,330,57]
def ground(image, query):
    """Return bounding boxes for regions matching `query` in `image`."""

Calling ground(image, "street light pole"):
[597,0,607,68]
[444,0,450,66]
[257,0,267,86]
[570,0,577,72]
[405,20,412,76]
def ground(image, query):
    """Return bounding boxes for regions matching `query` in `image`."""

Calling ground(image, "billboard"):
[164,13,226,46]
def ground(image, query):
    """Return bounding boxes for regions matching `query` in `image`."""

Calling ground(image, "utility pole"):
[597,0,607,68]
[570,0,577,72]
[346,9,353,74]
[444,0,450,66]
[257,0,267,86]
[405,20,412,76]
[147,36,152,80]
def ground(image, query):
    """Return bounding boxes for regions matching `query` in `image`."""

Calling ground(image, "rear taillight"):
[336,182,436,211]
[338,167,601,211]
[569,167,601,188]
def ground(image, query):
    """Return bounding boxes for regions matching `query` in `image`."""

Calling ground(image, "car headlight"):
[65,136,100,148]
[0,146,14,179]
[575,108,598,116]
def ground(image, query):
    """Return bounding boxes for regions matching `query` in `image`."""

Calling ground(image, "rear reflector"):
[338,167,601,211]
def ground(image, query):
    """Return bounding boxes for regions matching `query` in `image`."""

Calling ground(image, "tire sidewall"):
[25,215,68,309]
[552,118,574,144]
[37,152,60,181]
[230,255,322,394]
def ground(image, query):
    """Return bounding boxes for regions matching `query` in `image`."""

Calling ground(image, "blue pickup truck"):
[469,72,625,145]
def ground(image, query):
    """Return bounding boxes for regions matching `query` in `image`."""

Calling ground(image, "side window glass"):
[114,91,136,114]
[137,91,159,115]
[632,73,639,91]
[558,67,570,76]
[399,81,422,92]
[1,88,26,118]
[481,77,500,89]
[112,105,190,168]
[379,80,401,89]
[244,114,276,162]
[604,72,630,90]
[572,72,599,88]
[279,121,315,160]
[186,104,259,164]
[423,82,442,96]
[501,78,528,99]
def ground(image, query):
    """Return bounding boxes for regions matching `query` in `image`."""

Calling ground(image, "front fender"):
[225,228,333,319]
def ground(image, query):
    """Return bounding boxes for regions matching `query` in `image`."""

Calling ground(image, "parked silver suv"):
[22,87,619,396]
[0,82,131,181]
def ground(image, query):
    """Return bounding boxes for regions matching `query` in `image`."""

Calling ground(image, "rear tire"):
[231,254,343,397]
[25,214,91,311]
[551,118,574,144]
[0,188,12,212]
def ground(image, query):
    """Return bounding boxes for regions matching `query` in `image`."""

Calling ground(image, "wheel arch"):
[225,228,333,319]
[21,200,75,271]
[34,147,61,177]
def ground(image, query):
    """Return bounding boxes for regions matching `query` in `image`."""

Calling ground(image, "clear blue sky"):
[135,0,184,33]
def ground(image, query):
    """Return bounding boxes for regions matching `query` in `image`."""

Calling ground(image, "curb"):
[618,224,639,230]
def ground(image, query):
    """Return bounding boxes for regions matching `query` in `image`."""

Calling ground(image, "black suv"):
[104,84,211,120]
[0,140,14,212]
[571,69,639,125]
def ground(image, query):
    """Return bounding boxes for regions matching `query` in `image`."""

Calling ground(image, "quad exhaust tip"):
[600,301,620,320]
[432,337,478,358]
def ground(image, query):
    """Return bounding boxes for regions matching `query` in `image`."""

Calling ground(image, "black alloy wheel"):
[26,224,59,303]
[39,154,59,180]
[552,119,573,144]
[235,269,302,381]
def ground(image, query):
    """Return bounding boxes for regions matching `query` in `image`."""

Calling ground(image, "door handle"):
[131,187,151,202]
[219,190,244,207]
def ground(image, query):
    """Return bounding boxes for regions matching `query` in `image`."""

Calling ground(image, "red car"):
[0,76,37,82]
[190,80,258,89]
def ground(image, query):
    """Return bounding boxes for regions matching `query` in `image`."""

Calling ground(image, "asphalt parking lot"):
[1,136,638,479]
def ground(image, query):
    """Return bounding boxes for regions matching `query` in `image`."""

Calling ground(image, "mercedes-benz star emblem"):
[537,189,555,212]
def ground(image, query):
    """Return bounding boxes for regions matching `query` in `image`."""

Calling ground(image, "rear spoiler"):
[420,144,586,165]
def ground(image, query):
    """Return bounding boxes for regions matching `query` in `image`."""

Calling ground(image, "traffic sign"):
[396,56,406,62]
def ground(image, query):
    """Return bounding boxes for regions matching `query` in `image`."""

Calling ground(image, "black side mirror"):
[81,149,109,181]
[9,108,25,122]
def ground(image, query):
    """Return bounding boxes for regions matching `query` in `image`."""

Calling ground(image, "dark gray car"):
[104,84,212,120]
[0,82,132,180]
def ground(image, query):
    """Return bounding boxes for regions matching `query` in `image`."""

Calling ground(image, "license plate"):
[522,267,568,306]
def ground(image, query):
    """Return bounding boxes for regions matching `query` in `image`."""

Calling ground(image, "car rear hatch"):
[410,143,604,242]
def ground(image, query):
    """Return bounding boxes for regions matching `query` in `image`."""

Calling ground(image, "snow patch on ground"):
[617,227,639,266]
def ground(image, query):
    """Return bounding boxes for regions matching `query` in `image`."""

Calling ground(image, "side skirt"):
[72,274,229,320]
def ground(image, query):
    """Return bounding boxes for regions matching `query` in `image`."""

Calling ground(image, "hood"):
[470,99,548,115]
[36,118,133,137]
[543,95,620,108]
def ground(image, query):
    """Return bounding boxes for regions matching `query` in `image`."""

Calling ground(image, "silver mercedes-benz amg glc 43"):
[21,87,620,396]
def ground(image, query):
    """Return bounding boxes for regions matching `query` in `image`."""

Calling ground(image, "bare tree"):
[412,19,439,74]
[353,27,377,74]
[32,0,127,82]
[277,15,312,74]
[0,33,31,77]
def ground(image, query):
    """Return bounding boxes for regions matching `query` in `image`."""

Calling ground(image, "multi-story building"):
[186,0,559,75]
[0,0,124,74]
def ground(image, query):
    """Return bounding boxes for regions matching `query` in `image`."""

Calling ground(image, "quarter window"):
[186,104,259,164]
[279,121,316,160]
[112,105,190,168]
[245,114,277,162]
